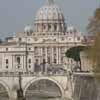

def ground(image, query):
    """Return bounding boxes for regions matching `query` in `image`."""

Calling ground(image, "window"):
[17,66,20,69]
[17,57,20,64]
[70,31,72,34]
[29,65,31,68]
[29,48,31,50]
[54,39,56,41]
[6,66,8,69]
[19,38,22,42]
[43,59,46,64]
[6,48,8,51]
[29,59,31,64]
[54,33,56,35]
[35,59,39,64]
[34,47,38,55]
[54,59,56,64]
[6,59,8,64]
[61,57,63,63]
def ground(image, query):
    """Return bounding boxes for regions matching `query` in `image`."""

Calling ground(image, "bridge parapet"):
[0,71,67,77]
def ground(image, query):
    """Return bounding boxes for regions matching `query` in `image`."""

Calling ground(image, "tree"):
[65,46,86,71]
[87,6,100,75]
[87,6,100,35]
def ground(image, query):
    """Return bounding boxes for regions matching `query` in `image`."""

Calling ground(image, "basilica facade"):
[0,1,97,100]
[0,0,84,73]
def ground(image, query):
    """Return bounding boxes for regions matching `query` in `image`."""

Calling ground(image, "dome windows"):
[35,2,66,33]
[48,24,52,31]
[54,24,57,31]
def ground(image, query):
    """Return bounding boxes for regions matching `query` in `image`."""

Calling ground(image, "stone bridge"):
[0,71,98,100]
[0,72,73,100]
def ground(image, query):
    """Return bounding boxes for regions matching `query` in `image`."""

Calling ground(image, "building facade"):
[0,1,98,100]
[0,0,84,73]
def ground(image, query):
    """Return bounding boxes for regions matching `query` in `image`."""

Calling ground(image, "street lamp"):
[16,39,28,100]
[17,72,26,100]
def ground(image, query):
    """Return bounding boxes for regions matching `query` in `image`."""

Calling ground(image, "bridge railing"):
[0,71,68,77]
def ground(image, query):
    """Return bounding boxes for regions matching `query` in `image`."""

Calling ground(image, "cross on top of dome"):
[45,0,54,5]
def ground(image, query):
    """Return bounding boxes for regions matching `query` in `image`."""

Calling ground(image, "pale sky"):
[0,0,100,38]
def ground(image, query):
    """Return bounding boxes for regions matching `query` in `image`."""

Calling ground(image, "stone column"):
[45,47,47,63]
[32,47,35,72]
[56,47,59,64]
[40,47,43,63]
[51,47,54,64]
[57,24,60,32]
[51,23,54,32]
[59,47,61,64]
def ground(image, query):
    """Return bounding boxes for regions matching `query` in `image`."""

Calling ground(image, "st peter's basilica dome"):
[34,0,66,33]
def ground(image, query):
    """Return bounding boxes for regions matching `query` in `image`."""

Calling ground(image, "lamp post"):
[17,72,26,100]
[16,39,28,100]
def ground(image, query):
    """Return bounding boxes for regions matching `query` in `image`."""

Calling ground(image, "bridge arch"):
[24,77,64,98]
[0,80,10,99]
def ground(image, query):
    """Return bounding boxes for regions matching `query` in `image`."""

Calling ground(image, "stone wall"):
[73,73,98,100]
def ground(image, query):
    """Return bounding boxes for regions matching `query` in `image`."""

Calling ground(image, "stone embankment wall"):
[73,73,98,100]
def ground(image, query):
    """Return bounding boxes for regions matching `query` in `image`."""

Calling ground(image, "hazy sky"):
[0,0,100,38]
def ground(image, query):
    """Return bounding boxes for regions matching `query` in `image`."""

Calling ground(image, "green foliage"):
[65,46,86,62]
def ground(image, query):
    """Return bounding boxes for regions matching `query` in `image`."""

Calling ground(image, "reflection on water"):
[0,97,9,100]
[26,97,58,100]
[0,97,58,100]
